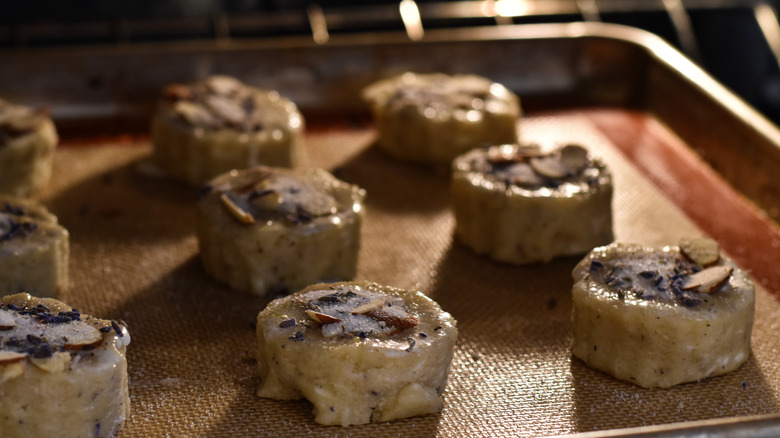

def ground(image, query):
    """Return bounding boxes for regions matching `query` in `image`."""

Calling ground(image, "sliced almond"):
[220,193,255,225]
[366,310,418,331]
[559,144,589,171]
[0,309,17,330]
[530,156,568,179]
[0,351,27,364]
[253,191,283,211]
[205,95,246,126]
[60,323,104,351]
[507,163,544,187]
[7,112,46,134]
[0,105,33,126]
[351,298,386,315]
[487,145,521,164]
[681,266,733,293]
[679,237,720,267]
[305,310,342,325]
[0,362,25,382]
[174,101,220,128]
[515,144,547,158]
[29,352,71,373]
[206,75,244,96]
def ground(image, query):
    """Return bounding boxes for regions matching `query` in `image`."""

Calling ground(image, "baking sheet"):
[34,106,780,437]
[5,22,780,436]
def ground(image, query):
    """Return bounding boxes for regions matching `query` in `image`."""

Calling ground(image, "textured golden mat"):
[35,107,780,437]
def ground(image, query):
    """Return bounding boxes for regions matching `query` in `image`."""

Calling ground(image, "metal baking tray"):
[3,23,780,437]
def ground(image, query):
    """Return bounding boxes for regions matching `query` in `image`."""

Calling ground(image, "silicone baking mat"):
[37,108,780,437]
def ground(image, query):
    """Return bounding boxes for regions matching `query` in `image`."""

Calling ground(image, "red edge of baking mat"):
[584,108,780,299]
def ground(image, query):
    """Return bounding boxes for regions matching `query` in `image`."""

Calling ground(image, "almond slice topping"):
[679,237,720,267]
[29,352,72,373]
[305,310,342,325]
[253,191,283,211]
[220,193,255,225]
[205,95,246,126]
[530,156,568,179]
[507,163,544,187]
[515,144,547,158]
[7,112,46,133]
[0,351,27,364]
[366,310,418,331]
[487,145,521,164]
[0,309,17,330]
[206,75,244,96]
[351,298,386,315]
[559,144,589,171]
[681,266,733,293]
[174,101,220,128]
[62,323,104,351]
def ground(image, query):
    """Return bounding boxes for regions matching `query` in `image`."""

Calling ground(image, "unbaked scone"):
[0,99,58,197]
[196,166,365,296]
[0,196,69,297]
[571,238,755,388]
[451,143,613,264]
[256,281,458,426]
[0,293,131,438]
[151,75,305,185]
[362,72,520,166]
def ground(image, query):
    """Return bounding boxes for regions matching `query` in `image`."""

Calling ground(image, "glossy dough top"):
[0,293,130,366]
[259,281,457,351]
[158,75,303,134]
[200,166,365,228]
[573,242,755,316]
[453,143,612,198]
[362,72,520,122]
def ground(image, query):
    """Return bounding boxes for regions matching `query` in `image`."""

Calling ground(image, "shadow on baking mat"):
[331,141,451,214]
[427,238,578,318]
[113,256,290,434]
[569,354,779,433]
[207,397,445,436]
[45,154,197,243]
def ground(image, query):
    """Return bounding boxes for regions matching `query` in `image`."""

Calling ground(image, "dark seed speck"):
[589,260,604,272]
[278,318,296,329]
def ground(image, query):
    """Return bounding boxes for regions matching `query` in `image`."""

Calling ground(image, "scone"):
[0,99,58,196]
[151,75,305,185]
[362,72,520,166]
[571,238,755,388]
[0,196,69,297]
[0,293,131,438]
[256,281,458,426]
[451,143,613,264]
[196,166,365,296]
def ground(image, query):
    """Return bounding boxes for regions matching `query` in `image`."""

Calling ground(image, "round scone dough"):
[362,72,520,166]
[0,99,58,197]
[196,166,365,296]
[0,293,131,438]
[0,196,69,297]
[256,281,458,426]
[451,143,613,264]
[151,75,305,185]
[571,238,755,388]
